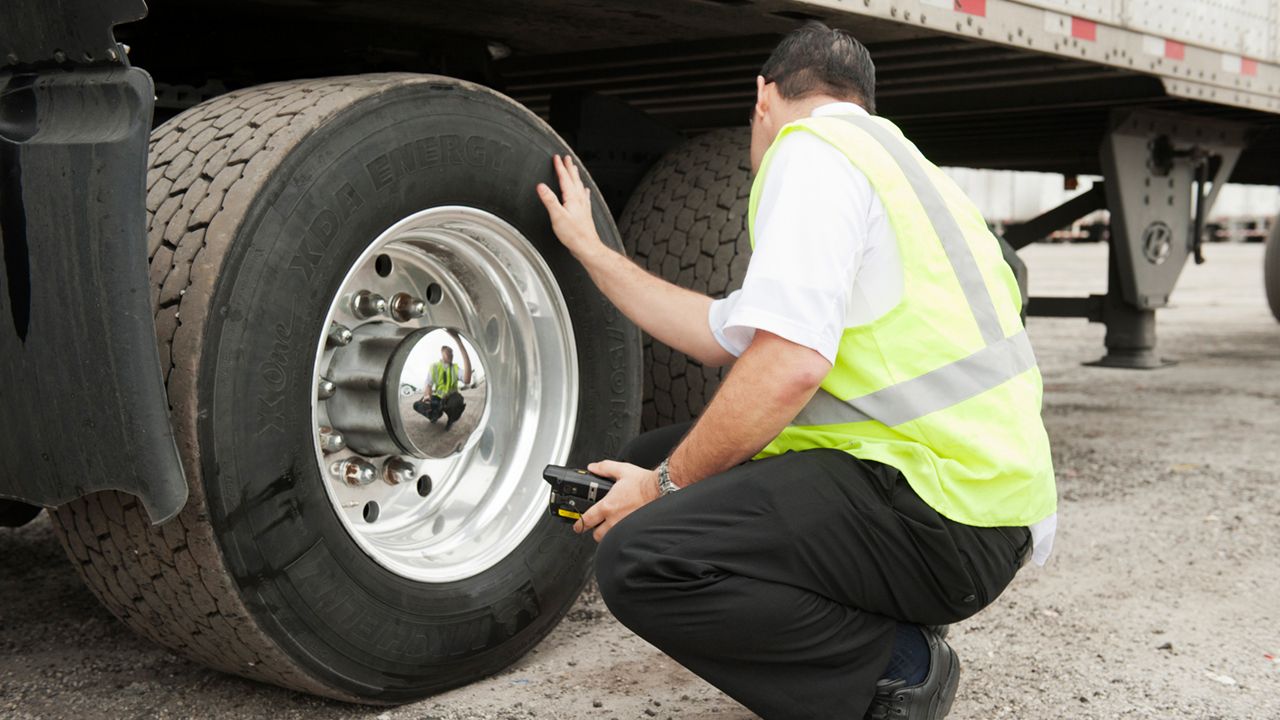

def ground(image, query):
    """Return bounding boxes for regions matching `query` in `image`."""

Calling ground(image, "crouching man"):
[535,22,1057,719]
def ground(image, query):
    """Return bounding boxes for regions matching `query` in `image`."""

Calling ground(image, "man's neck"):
[779,94,861,125]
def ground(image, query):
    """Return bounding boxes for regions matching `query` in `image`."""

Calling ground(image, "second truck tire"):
[620,128,753,430]
[49,74,641,703]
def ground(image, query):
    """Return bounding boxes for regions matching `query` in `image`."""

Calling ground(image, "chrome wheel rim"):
[311,206,578,583]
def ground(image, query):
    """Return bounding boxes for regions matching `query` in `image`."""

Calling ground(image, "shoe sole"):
[931,650,961,719]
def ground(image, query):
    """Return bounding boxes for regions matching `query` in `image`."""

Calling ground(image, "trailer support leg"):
[1026,109,1249,368]
[1088,249,1166,368]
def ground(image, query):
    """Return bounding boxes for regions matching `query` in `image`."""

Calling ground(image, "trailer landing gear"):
[1013,110,1249,368]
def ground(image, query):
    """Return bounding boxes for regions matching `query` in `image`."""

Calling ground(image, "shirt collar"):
[810,101,870,118]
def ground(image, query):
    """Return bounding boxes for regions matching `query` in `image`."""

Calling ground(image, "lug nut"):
[319,427,346,454]
[327,323,353,347]
[390,293,426,322]
[318,378,336,399]
[383,457,415,485]
[334,458,376,487]
[351,290,387,319]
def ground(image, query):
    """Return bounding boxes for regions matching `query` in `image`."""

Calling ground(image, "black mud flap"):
[0,1,186,523]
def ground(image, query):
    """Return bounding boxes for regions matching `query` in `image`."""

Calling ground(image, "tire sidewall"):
[198,80,639,699]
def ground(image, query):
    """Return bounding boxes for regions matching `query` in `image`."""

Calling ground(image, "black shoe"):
[864,630,960,720]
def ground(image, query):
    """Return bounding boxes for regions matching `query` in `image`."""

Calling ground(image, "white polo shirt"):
[707,102,1056,565]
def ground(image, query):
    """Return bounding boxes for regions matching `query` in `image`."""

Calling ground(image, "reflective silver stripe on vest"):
[794,330,1038,428]
[788,116,1037,428]
[837,116,1004,347]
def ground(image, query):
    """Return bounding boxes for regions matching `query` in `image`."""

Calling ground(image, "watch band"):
[657,458,681,495]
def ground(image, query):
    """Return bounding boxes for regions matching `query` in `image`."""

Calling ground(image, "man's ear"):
[755,75,768,120]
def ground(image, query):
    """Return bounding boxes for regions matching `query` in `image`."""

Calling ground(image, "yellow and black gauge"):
[543,465,614,523]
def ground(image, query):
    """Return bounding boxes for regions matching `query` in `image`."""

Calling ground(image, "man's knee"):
[595,510,679,634]
[594,517,642,621]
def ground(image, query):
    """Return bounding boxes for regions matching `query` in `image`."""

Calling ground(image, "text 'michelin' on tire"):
[49,74,641,703]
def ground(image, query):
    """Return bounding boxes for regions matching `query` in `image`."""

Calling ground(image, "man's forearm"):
[666,331,831,486]
[577,245,733,367]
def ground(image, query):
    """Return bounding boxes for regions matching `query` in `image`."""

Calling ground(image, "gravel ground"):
[1,243,1277,719]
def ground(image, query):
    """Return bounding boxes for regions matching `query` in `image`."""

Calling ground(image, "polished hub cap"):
[312,207,578,583]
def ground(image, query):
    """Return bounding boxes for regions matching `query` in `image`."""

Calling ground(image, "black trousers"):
[425,391,465,423]
[595,423,1032,719]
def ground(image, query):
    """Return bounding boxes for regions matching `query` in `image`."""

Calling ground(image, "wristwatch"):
[656,458,681,495]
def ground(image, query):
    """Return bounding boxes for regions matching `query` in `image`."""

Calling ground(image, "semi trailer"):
[2,0,1279,704]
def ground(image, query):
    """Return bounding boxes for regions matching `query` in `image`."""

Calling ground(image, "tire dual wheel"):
[49,74,640,703]
[619,129,753,430]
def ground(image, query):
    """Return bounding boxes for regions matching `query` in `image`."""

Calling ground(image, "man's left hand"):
[574,460,661,542]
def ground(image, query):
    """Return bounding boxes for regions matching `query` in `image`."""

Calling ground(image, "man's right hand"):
[536,155,607,263]
[533,154,732,369]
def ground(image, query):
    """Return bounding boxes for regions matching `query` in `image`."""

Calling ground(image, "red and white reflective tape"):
[1221,53,1258,76]
[1043,11,1097,42]
[1142,35,1185,61]
[921,0,987,17]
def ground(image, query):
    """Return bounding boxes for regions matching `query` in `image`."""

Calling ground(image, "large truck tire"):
[49,74,640,703]
[1266,216,1280,322]
[619,129,752,430]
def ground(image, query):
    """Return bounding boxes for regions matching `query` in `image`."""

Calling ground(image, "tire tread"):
[618,129,754,430]
[48,74,466,701]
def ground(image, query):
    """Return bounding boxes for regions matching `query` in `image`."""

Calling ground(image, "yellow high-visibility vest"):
[431,361,458,396]
[750,114,1056,528]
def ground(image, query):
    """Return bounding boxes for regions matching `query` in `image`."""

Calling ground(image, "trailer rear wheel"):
[49,74,640,703]
[1266,216,1280,323]
[620,129,753,430]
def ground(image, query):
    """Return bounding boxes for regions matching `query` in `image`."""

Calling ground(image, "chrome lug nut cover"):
[390,293,427,322]
[327,323,353,347]
[351,290,387,319]
[334,458,377,487]
[383,457,416,485]
[317,378,336,399]
[318,427,346,454]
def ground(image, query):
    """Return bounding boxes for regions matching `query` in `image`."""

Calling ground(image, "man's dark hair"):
[760,22,876,113]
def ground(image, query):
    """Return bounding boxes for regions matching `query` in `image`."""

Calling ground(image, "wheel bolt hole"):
[416,474,433,497]
[485,316,500,352]
[375,254,393,277]
[426,283,443,304]
[362,501,380,523]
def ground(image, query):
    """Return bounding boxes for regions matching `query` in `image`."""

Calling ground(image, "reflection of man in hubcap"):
[421,331,472,430]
